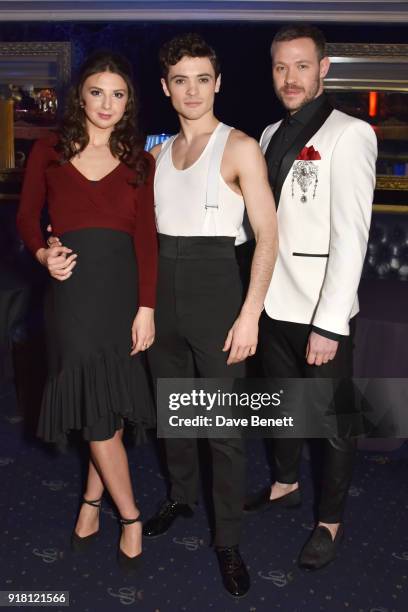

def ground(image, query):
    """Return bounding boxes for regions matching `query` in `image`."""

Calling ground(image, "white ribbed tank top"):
[154,123,249,245]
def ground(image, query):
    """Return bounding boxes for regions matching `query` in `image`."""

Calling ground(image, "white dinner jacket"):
[261,108,377,335]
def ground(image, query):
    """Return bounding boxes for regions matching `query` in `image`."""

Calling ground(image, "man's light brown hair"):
[271,24,327,61]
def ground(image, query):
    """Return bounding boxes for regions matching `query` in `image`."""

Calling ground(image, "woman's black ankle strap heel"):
[83,498,102,508]
[71,497,102,553]
[117,515,143,573]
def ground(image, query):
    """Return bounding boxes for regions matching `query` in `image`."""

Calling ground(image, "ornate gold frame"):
[326,43,408,199]
[326,43,408,93]
[0,41,71,86]
[375,177,408,192]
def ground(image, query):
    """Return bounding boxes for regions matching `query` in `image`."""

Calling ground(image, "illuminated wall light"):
[369,91,378,118]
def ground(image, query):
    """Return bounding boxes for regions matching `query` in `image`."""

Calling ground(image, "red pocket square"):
[296,145,321,161]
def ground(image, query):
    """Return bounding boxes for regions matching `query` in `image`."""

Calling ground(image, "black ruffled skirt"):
[37,228,155,446]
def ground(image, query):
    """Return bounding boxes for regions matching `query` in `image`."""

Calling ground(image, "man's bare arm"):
[149,143,162,160]
[222,132,278,364]
[236,133,278,315]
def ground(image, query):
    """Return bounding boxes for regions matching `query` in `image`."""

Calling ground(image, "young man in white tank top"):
[144,33,278,598]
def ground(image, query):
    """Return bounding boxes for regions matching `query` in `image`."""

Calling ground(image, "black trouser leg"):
[318,437,356,522]
[208,437,246,547]
[165,439,200,506]
[259,315,305,484]
[147,255,199,507]
[304,322,356,523]
[259,314,356,522]
[186,289,246,548]
[149,246,246,545]
[273,441,303,484]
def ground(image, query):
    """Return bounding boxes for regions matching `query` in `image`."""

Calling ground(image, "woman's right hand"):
[36,246,77,281]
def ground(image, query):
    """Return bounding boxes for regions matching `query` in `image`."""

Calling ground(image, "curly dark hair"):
[55,51,149,185]
[159,33,220,81]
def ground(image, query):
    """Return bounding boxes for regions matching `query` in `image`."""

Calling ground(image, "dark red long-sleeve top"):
[17,134,158,308]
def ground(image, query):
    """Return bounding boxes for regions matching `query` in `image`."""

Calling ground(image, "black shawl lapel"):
[273,98,333,208]
[264,119,284,184]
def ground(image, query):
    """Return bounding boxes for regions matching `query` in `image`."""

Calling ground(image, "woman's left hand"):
[131,307,155,355]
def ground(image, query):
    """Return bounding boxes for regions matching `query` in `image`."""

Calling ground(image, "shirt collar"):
[285,92,327,127]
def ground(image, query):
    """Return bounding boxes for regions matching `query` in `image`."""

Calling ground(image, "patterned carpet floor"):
[1,376,407,612]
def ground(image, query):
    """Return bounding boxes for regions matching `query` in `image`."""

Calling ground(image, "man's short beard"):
[277,76,321,113]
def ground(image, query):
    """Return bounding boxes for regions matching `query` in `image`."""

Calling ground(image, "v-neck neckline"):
[67,160,123,183]
[170,122,222,172]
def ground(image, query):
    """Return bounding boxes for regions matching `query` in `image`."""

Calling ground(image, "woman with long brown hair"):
[17,51,157,572]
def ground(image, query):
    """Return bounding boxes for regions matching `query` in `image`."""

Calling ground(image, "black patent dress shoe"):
[215,546,250,598]
[298,524,344,570]
[243,486,301,513]
[142,499,194,538]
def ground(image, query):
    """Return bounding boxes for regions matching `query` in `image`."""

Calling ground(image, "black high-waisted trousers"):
[148,234,246,547]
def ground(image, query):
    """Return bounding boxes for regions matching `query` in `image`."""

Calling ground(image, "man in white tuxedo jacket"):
[244,24,377,569]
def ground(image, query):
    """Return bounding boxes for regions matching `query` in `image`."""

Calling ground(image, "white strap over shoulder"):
[201,123,233,237]
[155,135,177,169]
[205,123,233,210]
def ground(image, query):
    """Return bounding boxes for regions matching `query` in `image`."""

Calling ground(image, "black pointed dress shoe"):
[142,499,194,538]
[215,546,250,598]
[243,486,301,513]
[298,524,344,570]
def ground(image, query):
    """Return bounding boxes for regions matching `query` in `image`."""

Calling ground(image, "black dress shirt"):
[266,93,341,342]
[266,92,328,193]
